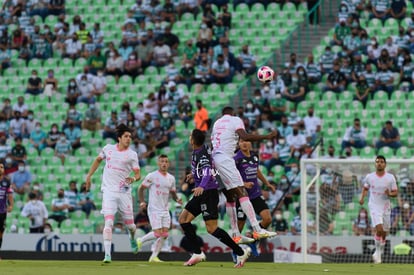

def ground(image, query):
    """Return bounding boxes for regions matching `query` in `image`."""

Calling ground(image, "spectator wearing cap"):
[165,81,185,117]
[375,120,401,151]
[341,118,367,152]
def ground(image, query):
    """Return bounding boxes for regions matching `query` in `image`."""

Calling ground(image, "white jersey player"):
[211,106,278,242]
[136,154,182,262]
[360,155,398,264]
[85,124,141,263]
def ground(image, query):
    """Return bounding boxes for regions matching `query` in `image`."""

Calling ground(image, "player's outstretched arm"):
[138,184,147,208]
[236,128,277,142]
[85,156,103,191]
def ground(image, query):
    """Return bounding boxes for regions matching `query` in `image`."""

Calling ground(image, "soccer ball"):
[257,66,274,83]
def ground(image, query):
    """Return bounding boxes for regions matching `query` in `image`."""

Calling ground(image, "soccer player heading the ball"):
[211,106,278,241]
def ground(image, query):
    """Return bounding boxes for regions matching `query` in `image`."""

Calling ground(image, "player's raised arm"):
[236,128,277,142]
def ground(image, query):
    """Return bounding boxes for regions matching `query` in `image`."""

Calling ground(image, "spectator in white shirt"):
[287,125,307,151]
[63,33,82,59]
[93,69,107,97]
[341,118,367,152]
[12,96,29,118]
[302,106,322,145]
[20,192,48,233]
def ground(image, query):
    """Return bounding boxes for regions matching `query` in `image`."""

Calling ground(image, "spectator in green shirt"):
[88,48,106,75]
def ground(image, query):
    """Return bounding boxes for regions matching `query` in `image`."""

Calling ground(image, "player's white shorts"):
[101,192,134,221]
[148,210,171,230]
[369,207,391,231]
[212,153,244,190]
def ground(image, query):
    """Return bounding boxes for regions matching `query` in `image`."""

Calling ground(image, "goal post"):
[299,157,414,263]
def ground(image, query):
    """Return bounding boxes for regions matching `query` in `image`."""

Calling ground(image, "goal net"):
[298,157,414,263]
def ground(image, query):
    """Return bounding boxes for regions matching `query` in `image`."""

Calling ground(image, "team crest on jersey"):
[1,181,8,187]
[201,203,207,211]
[253,156,258,162]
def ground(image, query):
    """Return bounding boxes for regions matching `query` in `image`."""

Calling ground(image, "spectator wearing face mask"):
[352,207,371,236]
[93,69,107,97]
[284,150,301,172]
[64,122,82,150]
[65,78,80,106]
[49,188,70,227]
[341,118,367,152]
[277,116,293,139]
[261,137,290,172]
[287,108,302,126]
[20,192,48,233]
[178,61,195,91]
[46,123,62,149]
[286,163,301,196]
[25,69,43,95]
[177,95,193,128]
[82,103,101,132]
[4,154,18,175]
[105,49,124,83]
[159,106,176,140]
[243,99,261,129]
[77,75,97,104]
[63,105,83,130]
[11,161,32,197]
[286,125,306,151]
[302,107,322,145]
[55,132,72,165]
[29,122,47,155]
[271,209,289,235]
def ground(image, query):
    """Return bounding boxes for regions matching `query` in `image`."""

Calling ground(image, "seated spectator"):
[47,0,65,16]
[20,192,48,233]
[63,33,82,59]
[64,105,83,130]
[0,113,9,137]
[82,35,96,59]
[124,51,142,79]
[77,182,96,218]
[64,122,81,150]
[49,188,70,227]
[135,35,152,69]
[64,180,79,212]
[25,69,43,95]
[0,136,11,159]
[286,125,306,151]
[12,96,29,118]
[65,78,80,106]
[11,160,32,198]
[131,137,154,167]
[319,46,336,75]
[46,123,61,149]
[1,98,13,120]
[149,118,169,149]
[354,75,371,108]
[151,37,171,67]
[55,132,72,165]
[271,209,289,235]
[29,122,47,154]
[4,154,18,175]
[43,69,59,97]
[352,207,371,236]
[177,95,193,128]
[324,61,346,93]
[374,63,394,99]
[375,120,401,151]
[77,74,97,104]
[211,54,231,84]
[87,47,106,75]
[82,103,101,132]
[341,118,367,151]
[105,49,124,83]
[390,0,406,20]
[238,44,257,76]
[163,26,179,56]
[178,60,195,91]
[102,111,119,141]
[370,0,391,21]
[9,111,27,139]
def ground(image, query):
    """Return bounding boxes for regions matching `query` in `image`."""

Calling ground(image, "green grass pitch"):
[1,260,413,275]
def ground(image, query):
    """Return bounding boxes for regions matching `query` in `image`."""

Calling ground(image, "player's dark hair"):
[376,155,386,163]
[191,129,205,146]
[222,106,233,115]
[116,123,132,139]
[158,154,168,159]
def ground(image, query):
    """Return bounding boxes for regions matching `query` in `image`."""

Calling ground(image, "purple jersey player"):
[0,162,13,251]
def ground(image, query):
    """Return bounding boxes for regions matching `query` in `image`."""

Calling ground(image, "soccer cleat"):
[130,238,139,254]
[232,235,255,244]
[234,247,251,268]
[252,229,278,240]
[102,255,112,263]
[372,251,382,264]
[183,252,206,266]
[149,256,164,263]
[136,237,143,251]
